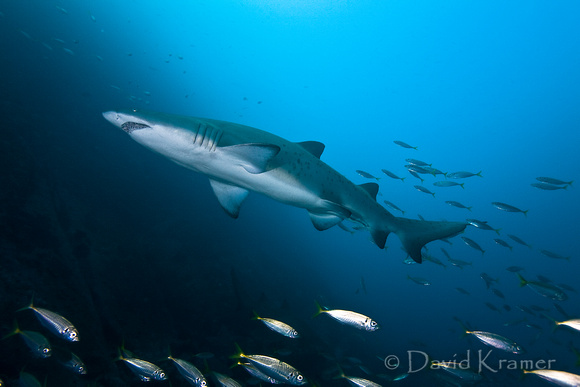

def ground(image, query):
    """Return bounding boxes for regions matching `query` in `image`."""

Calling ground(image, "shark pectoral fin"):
[222,143,280,174]
[296,141,325,159]
[209,179,249,218]
[308,202,351,231]
[358,183,379,200]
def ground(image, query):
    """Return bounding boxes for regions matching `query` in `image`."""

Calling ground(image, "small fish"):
[507,234,532,248]
[41,42,53,51]
[393,140,417,150]
[517,274,567,301]
[117,350,167,382]
[356,170,380,180]
[503,318,526,327]
[539,249,571,260]
[536,177,573,186]
[440,248,451,259]
[554,303,571,319]
[237,361,282,384]
[491,202,529,216]
[339,372,383,387]
[55,5,68,14]
[405,158,431,167]
[494,238,513,251]
[545,316,580,332]
[465,330,525,354]
[492,288,505,299]
[466,219,501,234]
[63,352,87,374]
[232,344,306,385]
[431,361,482,381]
[168,355,207,386]
[484,302,500,312]
[62,47,75,56]
[480,273,498,289]
[212,371,243,387]
[253,312,299,338]
[407,275,430,286]
[524,369,580,387]
[18,298,79,341]
[408,170,424,182]
[95,55,104,61]
[531,182,568,190]
[53,38,66,44]
[456,287,470,295]
[19,29,33,40]
[405,164,431,174]
[433,181,464,189]
[445,201,472,211]
[423,166,446,177]
[506,266,524,272]
[414,185,435,197]
[314,302,379,331]
[447,171,482,179]
[516,305,536,316]
[3,321,51,358]
[381,169,405,182]
[503,304,511,312]
[383,200,404,215]
[422,254,446,268]
[462,237,485,255]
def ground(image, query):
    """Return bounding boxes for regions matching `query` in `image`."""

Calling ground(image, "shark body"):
[103,109,466,262]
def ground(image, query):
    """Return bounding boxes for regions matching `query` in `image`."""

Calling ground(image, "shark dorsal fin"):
[358,183,379,200]
[221,143,280,174]
[296,141,325,159]
[209,179,249,218]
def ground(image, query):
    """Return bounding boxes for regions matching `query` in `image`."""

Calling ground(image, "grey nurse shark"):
[103,109,466,262]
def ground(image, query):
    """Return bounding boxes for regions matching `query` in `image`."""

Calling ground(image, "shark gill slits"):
[121,122,150,133]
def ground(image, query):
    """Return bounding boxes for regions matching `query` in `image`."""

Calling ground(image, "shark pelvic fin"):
[209,179,249,218]
[222,143,280,174]
[296,141,325,159]
[308,202,351,231]
[358,183,379,201]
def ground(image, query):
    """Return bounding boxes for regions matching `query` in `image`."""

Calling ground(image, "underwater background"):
[1,0,579,386]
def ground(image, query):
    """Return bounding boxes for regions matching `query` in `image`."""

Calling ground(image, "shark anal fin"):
[296,141,325,159]
[358,183,379,201]
[222,143,281,174]
[209,179,249,218]
[308,201,351,230]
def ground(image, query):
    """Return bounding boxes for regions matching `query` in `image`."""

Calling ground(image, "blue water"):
[1,1,579,386]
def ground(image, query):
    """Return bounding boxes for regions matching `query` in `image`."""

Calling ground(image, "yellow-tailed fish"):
[253,311,299,338]
[314,301,380,331]
[18,297,79,342]
[232,344,306,385]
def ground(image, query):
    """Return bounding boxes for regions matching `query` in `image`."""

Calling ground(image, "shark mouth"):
[121,121,150,134]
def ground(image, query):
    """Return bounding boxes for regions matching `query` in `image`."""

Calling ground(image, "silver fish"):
[381,169,405,181]
[405,158,431,167]
[3,322,51,358]
[393,140,417,149]
[461,236,485,255]
[212,371,243,387]
[423,166,446,176]
[491,202,529,216]
[466,218,500,234]
[414,185,435,197]
[233,345,306,385]
[445,200,472,211]
[536,177,573,186]
[19,300,79,342]
[465,330,525,354]
[447,171,482,179]
[340,373,383,387]
[237,361,282,384]
[531,182,568,190]
[517,274,567,301]
[431,361,482,381]
[539,249,571,260]
[408,170,424,182]
[405,164,431,174]
[447,257,472,269]
[314,302,380,331]
[383,200,405,215]
[507,234,532,248]
[63,352,87,374]
[480,273,497,289]
[118,352,167,382]
[253,312,299,338]
[433,181,464,188]
[168,355,207,386]
[356,170,380,180]
[494,238,513,250]
[407,275,431,286]
[524,369,580,386]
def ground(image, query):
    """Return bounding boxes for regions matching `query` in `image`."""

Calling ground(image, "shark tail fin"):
[391,218,467,263]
